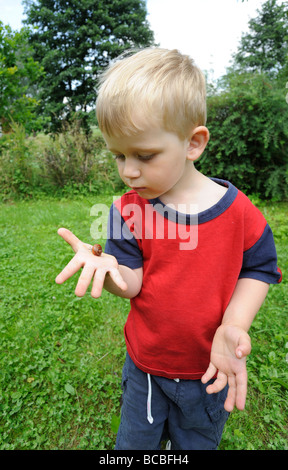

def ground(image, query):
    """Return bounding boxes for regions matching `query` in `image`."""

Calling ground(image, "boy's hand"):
[55,228,127,298]
[201,324,251,412]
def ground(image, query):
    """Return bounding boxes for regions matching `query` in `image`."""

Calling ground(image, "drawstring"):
[147,374,154,424]
[146,374,179,424]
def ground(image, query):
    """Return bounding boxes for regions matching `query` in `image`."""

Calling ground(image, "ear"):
[186,126,209,162]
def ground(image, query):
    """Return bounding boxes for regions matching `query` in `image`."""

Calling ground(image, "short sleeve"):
[104,203,143,269]
[239,224,282,284]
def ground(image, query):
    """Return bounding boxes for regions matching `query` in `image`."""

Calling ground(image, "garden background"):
[0,0,287,450]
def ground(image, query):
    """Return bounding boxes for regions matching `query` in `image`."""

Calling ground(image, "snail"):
[92,244,103,256]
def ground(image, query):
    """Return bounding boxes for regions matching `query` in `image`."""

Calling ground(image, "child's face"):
[103,125,191,201]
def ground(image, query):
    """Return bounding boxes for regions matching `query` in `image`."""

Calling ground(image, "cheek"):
[158,158,184,180]
[116,161,124,177]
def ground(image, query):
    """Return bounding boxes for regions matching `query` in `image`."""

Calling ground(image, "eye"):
[137,154,155,161]
[113,154,125,161]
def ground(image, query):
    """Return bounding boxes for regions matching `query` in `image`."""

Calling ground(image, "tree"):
[198,0,288,201]
[23,0,155,131]
[199,72,288,200]
[233,0,288,81]
[0,22,44,133]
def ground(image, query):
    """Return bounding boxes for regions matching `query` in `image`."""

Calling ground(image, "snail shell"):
[92,244,103,256]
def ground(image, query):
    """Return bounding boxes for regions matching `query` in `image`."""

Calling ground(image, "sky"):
[0,0,270,80]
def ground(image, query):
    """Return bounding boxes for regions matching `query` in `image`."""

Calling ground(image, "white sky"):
[0,0,273,79]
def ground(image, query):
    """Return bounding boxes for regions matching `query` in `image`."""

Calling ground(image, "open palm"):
[202,324,251,412]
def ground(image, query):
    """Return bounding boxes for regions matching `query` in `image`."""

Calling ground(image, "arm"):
[201,278,269,412]
[55,228,142,299]
[222,277,269,331]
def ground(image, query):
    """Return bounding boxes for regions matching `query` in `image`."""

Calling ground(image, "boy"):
[55,48,282,450]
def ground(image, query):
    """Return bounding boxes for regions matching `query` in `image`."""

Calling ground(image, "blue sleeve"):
[239,224,282,284]
[104,203,143,269]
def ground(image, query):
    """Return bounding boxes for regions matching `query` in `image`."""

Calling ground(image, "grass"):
[0,195,287,450]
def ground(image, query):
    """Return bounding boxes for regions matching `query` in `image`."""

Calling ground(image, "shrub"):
[43,119,102,187]
[0,118,125,200]
[197,72,288,200]
[0,121,37,198]
[42,119,125,195]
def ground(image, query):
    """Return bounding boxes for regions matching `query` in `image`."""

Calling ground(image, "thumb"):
[57,227,82,253]
[236,332,251,359]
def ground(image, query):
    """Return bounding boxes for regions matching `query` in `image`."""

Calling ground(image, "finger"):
[201,362,217,384]
[55,255,83,284]
[75,264,96,297]
[91,268,128,298]
[91,268,107,298]
[224,375,237,412]
[235,370,248,411]
[108,267,128,292]
[206,371,228,395]
[57,227,82,252]
[225,368,248,412]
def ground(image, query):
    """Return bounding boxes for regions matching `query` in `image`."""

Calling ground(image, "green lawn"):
[0,196,287,450]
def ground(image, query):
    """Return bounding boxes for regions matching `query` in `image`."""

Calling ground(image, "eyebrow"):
[107,146,161,154]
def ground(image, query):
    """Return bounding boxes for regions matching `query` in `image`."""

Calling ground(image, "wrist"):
[221,317,250,332]
[221,278,269,332]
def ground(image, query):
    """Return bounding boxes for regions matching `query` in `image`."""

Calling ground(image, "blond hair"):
[96,48,206,140]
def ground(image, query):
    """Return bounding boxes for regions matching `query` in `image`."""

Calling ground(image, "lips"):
[131,187,147,191]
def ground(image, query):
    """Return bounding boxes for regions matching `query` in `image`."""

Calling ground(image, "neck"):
[160,164,227,214]
[160,162,202,206]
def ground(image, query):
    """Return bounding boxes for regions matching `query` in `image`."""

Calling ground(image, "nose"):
[122,158,141,179]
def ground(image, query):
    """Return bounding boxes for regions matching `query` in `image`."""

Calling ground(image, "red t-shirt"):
[105,179,282,379]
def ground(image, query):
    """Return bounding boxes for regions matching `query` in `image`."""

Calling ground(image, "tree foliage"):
[198,0,288,200]
[198,72,288,199]
[0,22,44,132]
[233,0,288,81]
[23,0,155,131]
[1,0,288,201]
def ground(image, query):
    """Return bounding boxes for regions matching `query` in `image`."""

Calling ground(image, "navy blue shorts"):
[115,353,229,450]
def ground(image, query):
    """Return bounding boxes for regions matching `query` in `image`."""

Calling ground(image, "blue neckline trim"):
[148,178,238,225]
